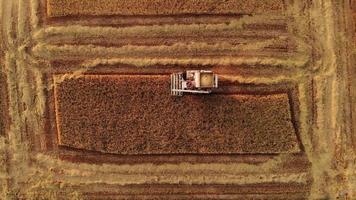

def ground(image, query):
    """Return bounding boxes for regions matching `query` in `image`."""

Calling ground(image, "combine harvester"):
[171,70,218,96]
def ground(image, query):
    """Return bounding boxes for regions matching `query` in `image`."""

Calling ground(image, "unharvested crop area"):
[0,0,355,199]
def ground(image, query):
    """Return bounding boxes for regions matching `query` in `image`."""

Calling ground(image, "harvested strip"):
[31,42,302,65]
[78,56,309,68]
[34,26,288,47]
[35,17,287,41]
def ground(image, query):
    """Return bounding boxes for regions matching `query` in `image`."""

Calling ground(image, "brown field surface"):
[0,0,355,199]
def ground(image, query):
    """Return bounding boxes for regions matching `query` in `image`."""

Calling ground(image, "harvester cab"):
[171,70,218,96]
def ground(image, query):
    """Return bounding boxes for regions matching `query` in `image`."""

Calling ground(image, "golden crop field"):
[0,0,355,199]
